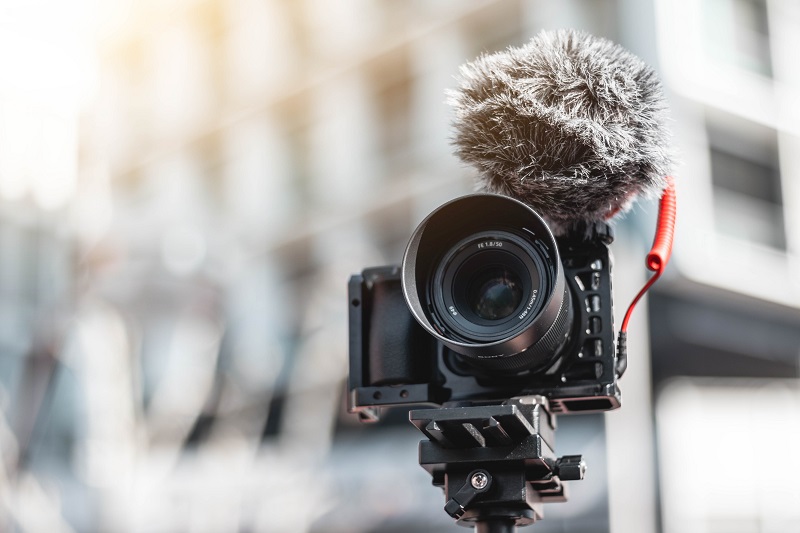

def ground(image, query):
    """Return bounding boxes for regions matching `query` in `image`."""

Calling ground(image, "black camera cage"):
[347,222,621,423]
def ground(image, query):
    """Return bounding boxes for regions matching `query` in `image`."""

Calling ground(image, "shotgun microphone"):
[448,29,674,234]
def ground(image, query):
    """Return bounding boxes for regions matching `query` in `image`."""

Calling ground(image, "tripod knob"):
[444,469,493,519]
[555,455,586,481]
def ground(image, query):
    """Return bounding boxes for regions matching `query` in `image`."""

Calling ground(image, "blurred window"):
[366,48,413,176]
[657,379,800,533]
[703,0,772,76]
[464,1,526,59]
[706,114,785,250]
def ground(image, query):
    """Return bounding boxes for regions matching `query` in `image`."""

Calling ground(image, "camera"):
[348,193,622,422]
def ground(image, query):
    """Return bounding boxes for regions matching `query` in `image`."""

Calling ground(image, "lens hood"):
[401,194,571,372]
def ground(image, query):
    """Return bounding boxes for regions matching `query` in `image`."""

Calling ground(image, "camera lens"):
[432,231,545,343]
[467,266,522,320]
[402,194,573,373]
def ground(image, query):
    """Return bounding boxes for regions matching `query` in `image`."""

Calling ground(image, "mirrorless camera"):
[348,193,622,422]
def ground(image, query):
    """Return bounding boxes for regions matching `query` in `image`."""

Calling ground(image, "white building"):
[0,0,798,532]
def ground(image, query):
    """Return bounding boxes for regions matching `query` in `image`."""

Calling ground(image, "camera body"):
[348,194,622,422]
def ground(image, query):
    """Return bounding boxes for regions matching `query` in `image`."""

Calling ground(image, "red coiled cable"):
[621,176,677,333]
[615,177,676,377]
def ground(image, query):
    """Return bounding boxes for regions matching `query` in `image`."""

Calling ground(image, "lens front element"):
[468,266,523,320]
[434,232,546,344]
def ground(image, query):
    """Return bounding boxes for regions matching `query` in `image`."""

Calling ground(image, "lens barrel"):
[402,194,572,373]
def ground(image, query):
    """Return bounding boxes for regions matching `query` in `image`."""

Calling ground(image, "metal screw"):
[470,471,489,490]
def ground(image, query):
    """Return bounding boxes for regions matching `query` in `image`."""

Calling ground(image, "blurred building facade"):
[0,0,799,532]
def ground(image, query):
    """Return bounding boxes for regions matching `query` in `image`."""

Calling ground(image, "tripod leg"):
[475,519,516,533]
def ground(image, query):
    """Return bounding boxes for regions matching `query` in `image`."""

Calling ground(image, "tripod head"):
[411,396,585,530]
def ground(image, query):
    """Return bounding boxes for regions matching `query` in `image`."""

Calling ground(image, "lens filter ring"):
[431,231,547,343]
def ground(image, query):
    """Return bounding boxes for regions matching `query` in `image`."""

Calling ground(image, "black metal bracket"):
[410,397,585,528]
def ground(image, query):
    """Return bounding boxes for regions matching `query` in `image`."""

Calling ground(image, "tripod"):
[410,396,585,532]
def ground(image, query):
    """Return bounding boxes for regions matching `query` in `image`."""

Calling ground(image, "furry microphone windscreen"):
[448,29,673,233]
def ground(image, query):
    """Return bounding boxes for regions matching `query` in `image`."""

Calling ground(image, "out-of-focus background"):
[1,0,800,532]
